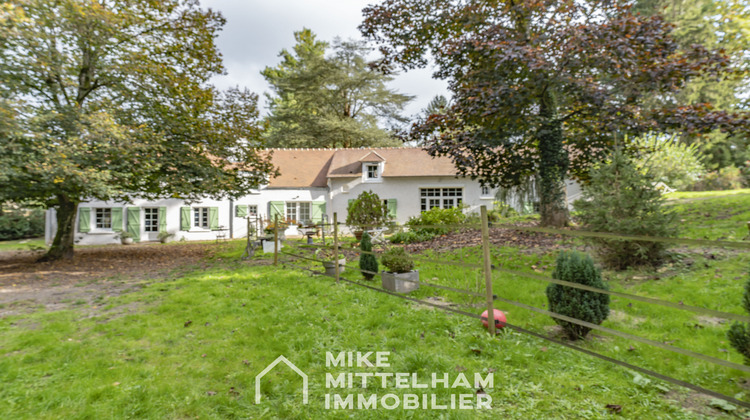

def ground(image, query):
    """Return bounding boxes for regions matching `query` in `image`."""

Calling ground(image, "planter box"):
[322,259,346,277]
[262,239,283,254]
[121,238,134,245]
[381,270,419,293]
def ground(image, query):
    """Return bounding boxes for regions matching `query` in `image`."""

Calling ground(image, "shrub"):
[405,206,465,236]
[359,231,378,280]
[728,272,750,364]
[380,247,415,273]
[546,251,610,340]
[0,209,45,241]
[389,231,435,244]
[690,166,744,191]
[346,191,390,231]
[632,133,706,190]
[574,149,678,269]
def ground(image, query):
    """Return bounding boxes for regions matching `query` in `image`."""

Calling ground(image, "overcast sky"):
[200,0,448,119]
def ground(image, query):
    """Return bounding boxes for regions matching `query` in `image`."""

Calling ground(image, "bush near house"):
[405,206,465,237]
[546,251,610,340]
[0,209,45,241]
[574,149,678,269]
[346,191,390,231]
[690,166,745,191]
[359,231,378,280]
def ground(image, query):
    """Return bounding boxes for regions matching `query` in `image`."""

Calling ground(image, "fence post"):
[333,212,340,283]
[273,214,279,266]
[480,205,496,335]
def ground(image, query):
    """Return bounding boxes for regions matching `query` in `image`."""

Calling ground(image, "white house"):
[45,147,529,245]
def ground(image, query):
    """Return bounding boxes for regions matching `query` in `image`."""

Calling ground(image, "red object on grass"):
[481,309,507,329]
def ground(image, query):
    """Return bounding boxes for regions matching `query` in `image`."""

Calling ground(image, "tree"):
[634,0,750,169]
[574,149,678,269]
[0,0,276,261]
[262,29,413,149]
[361,0,750,227]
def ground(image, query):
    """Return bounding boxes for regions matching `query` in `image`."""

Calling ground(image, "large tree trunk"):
[538,90,569,227]
[39,196,78,262]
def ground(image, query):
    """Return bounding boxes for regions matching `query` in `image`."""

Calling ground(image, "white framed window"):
[285,202,312,224]
[95,208,112,230]
[481,186,492,197]
[193,207,209,229]
[248,205,258,217]
[144,208,159,232]
[366,164,379,179]
[420,188,463,212]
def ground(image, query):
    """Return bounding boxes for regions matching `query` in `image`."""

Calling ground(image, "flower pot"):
[381,270,419,293]
[322,258,346,277]
[262,239,282,254]
[354,230,364,241]
[121,237,134,245]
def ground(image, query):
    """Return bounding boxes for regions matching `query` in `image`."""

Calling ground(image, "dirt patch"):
[609,310,646,326]
[664,390,733,417]
[696,315,728,327]
[404,226,564,254]
[0,242,224,317]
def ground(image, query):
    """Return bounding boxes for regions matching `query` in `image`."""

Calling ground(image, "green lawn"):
[0,237,46,252]
[666,190,750,241]
[1,191,749,418]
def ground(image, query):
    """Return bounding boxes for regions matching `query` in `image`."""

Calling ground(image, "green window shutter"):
[236,205,248,218]
[158,206,167,233]
[180,207,191,231]
[311,201,326,223]
[78,207,91,233]
[111,207,123,232]
[387,199,397,219]
[209,207,219,229]
[127,207,141,242]
[269,201,284,220]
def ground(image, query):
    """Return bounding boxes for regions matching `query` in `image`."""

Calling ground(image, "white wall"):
[327,176,495,225]
[46,188,329,246]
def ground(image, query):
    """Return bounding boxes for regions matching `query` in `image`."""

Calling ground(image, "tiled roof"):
[267,147,459,188]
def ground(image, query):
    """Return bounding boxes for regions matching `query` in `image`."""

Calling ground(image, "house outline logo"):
[255,355,308,405]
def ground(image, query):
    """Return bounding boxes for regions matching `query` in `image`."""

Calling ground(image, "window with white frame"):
[144,208,159,232]
[420,188,463,212]
[248,205,258,217]
[366,164,379,179]
[481,186,491,197]
[95,208,112,230]
[285,202,311,224]
[193,207,209,229]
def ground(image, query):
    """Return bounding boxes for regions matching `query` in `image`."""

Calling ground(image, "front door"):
[143,207,160,241]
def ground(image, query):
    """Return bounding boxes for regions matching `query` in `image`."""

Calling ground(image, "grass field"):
[0,190,749,418]
[0,237,46,252]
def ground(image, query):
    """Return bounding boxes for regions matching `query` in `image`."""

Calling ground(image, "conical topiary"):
[728,272,750,364]
[546,251,610,340]
[359,231,378,280]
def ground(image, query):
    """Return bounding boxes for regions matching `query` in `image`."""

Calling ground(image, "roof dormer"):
[360,151,385,183]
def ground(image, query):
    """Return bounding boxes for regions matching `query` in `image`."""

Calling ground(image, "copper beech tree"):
[0,1,276,260]
[361,0,750,226]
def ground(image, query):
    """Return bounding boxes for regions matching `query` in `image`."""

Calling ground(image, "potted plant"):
[117,232,134,245]
[346,191,390,240]
[316,247,346,276]
[158,231,175,243]
[380,247,418,293]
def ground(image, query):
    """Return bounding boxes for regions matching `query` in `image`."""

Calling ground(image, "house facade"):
[45,147,503,245]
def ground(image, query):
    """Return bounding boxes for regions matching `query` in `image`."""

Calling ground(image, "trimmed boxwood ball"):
[546,251,610,340]
[359,231,378,280]
[728,269,750,364]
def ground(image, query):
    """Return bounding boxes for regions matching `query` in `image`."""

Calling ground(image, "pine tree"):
[574,149,679,269]
[546,251,610,340]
